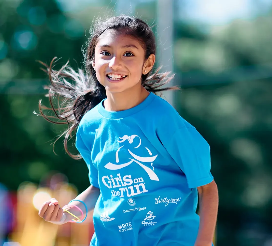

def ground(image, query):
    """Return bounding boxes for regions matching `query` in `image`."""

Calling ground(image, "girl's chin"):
[105,86,125,94]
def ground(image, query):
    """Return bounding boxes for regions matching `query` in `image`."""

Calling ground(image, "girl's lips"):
[106,74,127,82]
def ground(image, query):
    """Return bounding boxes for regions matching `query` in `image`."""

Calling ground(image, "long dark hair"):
[39,16,178,159]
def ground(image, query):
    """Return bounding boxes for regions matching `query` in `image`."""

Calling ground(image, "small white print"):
[123,207,146,213]
[155,196,181,207]
[142,221,157,226]
[142,211,157,226]
[100,212,115,222]
[127,198,136,206]
[118,222,133,232]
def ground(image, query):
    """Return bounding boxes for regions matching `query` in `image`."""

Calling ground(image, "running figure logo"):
[142,211,157,226]
[104,135,159,181]
[144,211,156,221]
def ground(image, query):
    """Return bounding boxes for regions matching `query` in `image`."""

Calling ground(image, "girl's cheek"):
[96,74,104,85]
[97,59,109,68]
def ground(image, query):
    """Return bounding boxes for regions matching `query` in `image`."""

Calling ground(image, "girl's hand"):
[38,198,66,225]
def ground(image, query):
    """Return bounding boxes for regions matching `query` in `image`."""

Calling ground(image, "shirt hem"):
[188,174,214,188]
[90,180,99,188]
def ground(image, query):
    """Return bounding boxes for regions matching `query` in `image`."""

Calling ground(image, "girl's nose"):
[109,56,122,69]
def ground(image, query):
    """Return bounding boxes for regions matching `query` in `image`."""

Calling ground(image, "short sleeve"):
[162,126,213,188]
[76,126,99,188]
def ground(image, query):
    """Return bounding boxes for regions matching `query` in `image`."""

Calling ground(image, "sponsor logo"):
[123,198,146,213]
[100,211,115,222]
[155,196,182,207]
[118,222,133,232]
[123,207,146,213]
[142,211,157,226]
[128,198,136,206]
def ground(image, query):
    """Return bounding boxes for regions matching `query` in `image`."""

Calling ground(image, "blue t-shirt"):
[76,92,214,246]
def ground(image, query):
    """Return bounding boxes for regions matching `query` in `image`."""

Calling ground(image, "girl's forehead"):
[96,29,144,49]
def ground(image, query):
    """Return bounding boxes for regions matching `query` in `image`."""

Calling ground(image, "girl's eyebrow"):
[98,44,139,49]
[122,44,139,49]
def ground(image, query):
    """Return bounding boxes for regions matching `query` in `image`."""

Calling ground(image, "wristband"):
[63,209,82,223]
[68,199,88,223]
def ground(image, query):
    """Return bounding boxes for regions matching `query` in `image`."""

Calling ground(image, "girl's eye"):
[100,51,111,56]
[124,52,134,57]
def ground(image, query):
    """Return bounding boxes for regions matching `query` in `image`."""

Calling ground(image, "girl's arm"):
[39,185,100,224]
[195,180,218,246]
[65,185,100,222]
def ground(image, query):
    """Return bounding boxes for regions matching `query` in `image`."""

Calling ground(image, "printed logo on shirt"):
[104,135,159,181]
[102,173,148,198]
[142,211,157,226]
[128,198,136,206]
[155,196,182,207]
[100,211,115,222]
[122,198,146,213]
[123,206,146,213]
[118,222,133,232]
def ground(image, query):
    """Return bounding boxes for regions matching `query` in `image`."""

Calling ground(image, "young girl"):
[38,16,218,246]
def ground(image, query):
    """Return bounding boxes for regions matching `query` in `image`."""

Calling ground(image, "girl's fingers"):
[38,198,59,218]
[50,204,60,221]
[38,198,66,224]
[43,203,56,221]
[56,207,64,222]
[38,201,50,217]
[49,198,59,205]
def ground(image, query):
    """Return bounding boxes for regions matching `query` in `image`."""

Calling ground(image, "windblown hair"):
[39,16,178,159]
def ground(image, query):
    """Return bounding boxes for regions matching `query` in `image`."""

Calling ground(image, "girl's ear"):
[143,54,155,75]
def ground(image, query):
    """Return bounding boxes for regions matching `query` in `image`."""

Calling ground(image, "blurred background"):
[1,0,272,245]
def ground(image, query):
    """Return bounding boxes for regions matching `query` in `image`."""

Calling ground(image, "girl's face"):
[93,29,154,95]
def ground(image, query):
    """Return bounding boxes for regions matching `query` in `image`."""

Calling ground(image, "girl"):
[38,16,218,246]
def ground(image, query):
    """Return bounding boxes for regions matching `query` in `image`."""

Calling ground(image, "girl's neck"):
[104,86,149,112]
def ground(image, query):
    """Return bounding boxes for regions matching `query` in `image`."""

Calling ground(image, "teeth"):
[107,74,126,80]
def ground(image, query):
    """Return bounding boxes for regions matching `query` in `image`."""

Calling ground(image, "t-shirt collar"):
[98,92,155,119]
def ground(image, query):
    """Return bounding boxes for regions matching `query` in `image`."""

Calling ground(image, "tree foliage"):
[174,6,272,245]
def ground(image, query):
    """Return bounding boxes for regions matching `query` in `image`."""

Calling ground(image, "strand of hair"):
[38,101,68,125]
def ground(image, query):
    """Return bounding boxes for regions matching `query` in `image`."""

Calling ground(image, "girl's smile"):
[106,73,128,82]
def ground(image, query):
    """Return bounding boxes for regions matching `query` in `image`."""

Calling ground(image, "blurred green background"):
[1,0,272,245]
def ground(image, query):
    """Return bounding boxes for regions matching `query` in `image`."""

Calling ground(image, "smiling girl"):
[38,16,218,246]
